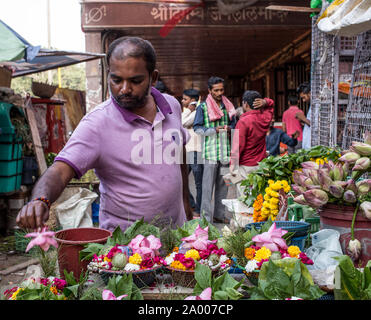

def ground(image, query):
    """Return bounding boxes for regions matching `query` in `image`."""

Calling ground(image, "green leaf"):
[212,272,227,292]
[225,287,243,300]
[64,270,78,286]
[194,262,212,290]
[219,272,242,291]
[79,243,104,261]
[63,284,80,298]
[213,290,229,300]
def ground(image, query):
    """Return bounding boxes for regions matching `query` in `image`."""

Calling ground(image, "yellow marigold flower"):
[254,247,272,262]
[170,260,186,270]
[244,247,256,260]
[269,203,278,210]
[288,245,301,258]
[271,183,281,191]
[265,187,272,194]
[281,180,289,188]
[271,209,279,215]
[270,191,279,198]
[268,179,274,185]
[263,194,271,201]
[50,286,58,295]
[185,249,200,260]
[262,201,271,208]
[269,197,279,205]
[11,288,23,300]
[129,253,143,265]
[284,186,291,193]
[104,257,111,263]
[271,215,277,221]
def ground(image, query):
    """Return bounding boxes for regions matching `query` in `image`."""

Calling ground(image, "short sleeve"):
[54,113,100,179]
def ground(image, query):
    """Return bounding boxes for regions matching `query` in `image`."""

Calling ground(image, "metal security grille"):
[342,31,371,149]
[310,16,336,147]
[310,15,357,148]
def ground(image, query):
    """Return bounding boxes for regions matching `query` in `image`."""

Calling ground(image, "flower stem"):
[351,202,360,240]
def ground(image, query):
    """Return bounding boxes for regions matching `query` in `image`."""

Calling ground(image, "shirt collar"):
[112,86,172,123]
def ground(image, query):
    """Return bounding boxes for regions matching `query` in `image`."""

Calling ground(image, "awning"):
[1,49,106,78]
[0,19,105,77]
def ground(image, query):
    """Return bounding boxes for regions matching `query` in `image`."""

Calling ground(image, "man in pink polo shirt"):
[16,37,192,232]
[282,95,308,154]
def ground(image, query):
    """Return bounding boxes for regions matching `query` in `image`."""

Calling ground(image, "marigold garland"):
[244,247,256,260]
[252,194,264,222]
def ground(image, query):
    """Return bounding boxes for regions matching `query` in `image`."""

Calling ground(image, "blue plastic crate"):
[245,221,311,237]
[289,235,307,251]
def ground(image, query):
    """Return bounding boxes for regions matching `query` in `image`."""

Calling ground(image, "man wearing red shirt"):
[230,90,274,197]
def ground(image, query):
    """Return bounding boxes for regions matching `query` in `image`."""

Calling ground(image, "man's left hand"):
[253,98,267,109]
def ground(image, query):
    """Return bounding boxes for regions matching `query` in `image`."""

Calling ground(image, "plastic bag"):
[222,198,254,228]
[305,229,343,270]
[52,187,98,229]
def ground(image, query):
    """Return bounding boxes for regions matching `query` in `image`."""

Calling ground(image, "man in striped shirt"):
[193,76,237,223]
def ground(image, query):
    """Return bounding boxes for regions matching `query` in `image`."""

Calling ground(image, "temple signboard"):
[81,1,310,30]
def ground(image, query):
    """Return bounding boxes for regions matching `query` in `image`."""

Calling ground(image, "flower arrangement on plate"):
[242,222,313,285]
[3,277,67,300]
[87,234,165,273]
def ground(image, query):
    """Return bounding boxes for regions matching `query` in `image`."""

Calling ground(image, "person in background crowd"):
[282,95,309,154]
[16,36,193,231]
[297,82,311,150]
[181,88,203,218]
[229,90,274,197]
[193,76,236,224]
[266,116,299,157]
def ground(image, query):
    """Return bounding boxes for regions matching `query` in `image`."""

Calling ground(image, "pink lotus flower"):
[24,227,58,252]
[181,225,217,251]
[128,234,162,259]
[251,223,288,252]
[102,289,127,300]
[185,287,212,300]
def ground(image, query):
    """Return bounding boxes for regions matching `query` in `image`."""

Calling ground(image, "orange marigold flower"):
[244,247,256,260]
[50,286,58,295]
[173,247,179,253]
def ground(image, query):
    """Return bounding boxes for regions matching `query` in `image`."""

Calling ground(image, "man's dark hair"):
[207,76,224,89]
[288,95,299,105]
[242,90,261,108]
[183,89,200,101]
[106,36,156,74]
[297,82,310,94]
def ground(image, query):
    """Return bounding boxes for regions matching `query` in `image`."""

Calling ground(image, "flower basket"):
[98,266,163,288]
[31,81,57,98]
[166,266,221,288]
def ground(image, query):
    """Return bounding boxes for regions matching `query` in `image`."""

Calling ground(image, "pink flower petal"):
[102,290,117,300]
[198,287,212,300]
[184,296,197,300]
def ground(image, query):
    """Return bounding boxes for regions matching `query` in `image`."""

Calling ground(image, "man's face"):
[209,82,224,102]
[181,94,192,108]
[108,56,155,109]
[299,92,310,103]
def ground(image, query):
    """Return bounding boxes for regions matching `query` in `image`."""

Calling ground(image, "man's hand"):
[252,98,267,109]
[16,200,50,230]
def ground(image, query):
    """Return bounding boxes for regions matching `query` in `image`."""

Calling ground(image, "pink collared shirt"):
[55,87,189,232]
[282,106,304,141]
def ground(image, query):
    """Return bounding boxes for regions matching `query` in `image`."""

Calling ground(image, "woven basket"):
[167,267,221,288]
[99,266,162,288]
[31,81,57,98]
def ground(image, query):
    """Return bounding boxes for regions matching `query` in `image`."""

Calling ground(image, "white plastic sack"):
[53,187,98,229]
[317,0,371,36]
[222,199,254,228]
[305,229,343,271]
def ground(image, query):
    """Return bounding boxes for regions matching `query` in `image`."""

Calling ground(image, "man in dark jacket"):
[266,117,299,157]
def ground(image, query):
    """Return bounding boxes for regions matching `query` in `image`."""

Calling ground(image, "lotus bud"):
[293,171,306,188]
[351,170,362,180]
[356,180,371,195]
[332,164,344,181]
[351,141,371,156]
[343,190,357,203]
[303,178,314,188]
[318,169,333,192]
[292,184,306,195]
[308,170,321,185]
[360,201,371,220]
[327,159,335,169]
[301,161,320,170]
[338,152,361,164]
[334,180,348,188]
[345,179,358,194]
[342,162,349,179]
[302,169,312,178]
[328,183,344,198]
[303,189,329,208]
[307,185,322,190]
[111,253,128,269]
[293,194,308,205]
[364,131,371,145]
[352,157,370,171]
[347,239,361,261]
